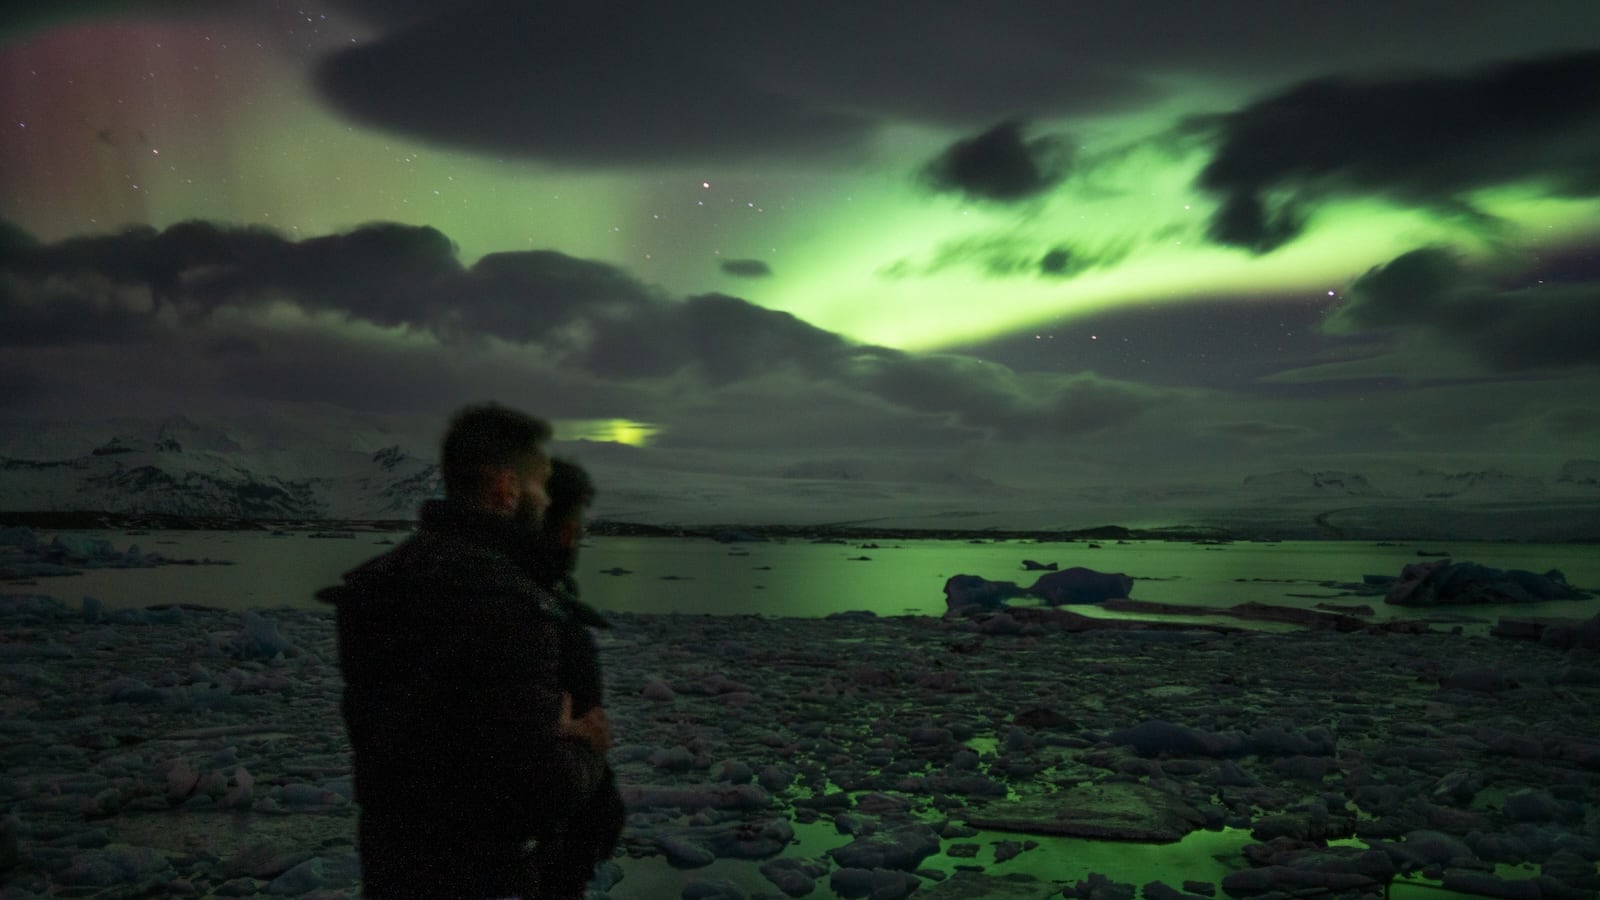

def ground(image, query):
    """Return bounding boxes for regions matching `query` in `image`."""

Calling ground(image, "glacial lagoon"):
[33,530,1600,628]
[5,529,1599,898]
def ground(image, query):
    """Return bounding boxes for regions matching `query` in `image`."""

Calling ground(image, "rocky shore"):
[2,596,1597,899]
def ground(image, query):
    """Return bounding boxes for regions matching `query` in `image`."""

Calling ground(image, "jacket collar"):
[415,499,610,629]
[418,498,533,563]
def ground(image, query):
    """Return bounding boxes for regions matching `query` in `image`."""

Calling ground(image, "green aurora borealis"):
[5,14,1597,349]
[3,2,1600,504]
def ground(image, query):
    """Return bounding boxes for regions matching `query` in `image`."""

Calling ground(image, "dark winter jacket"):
[544,574,609,716]
[525,573,623,899]
[317,499,608,898]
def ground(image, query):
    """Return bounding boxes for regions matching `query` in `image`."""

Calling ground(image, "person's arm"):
[453,582,610,824]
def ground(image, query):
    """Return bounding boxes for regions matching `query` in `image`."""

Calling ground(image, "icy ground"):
[2,597,1598,899]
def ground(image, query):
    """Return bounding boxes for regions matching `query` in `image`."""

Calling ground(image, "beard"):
[513,492,543,538]
[512,495,578,585]
[535,541,577,585]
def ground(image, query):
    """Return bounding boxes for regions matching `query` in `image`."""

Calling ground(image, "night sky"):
[3,1,1599,510]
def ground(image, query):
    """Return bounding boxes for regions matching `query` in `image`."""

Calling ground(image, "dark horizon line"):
[0,509,1214,541]
[3,509,1595,545]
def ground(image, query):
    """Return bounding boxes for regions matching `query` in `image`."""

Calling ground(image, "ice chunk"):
[237,611,299,659]
[655,835,715,868]
[273,782,349,806]
[827,825,940,871]
[165,759,200,805]
[223,767,255,809]
[683,877,748,899]
[830,867,920,900]
[267,857,327,894]
[58,844,172,887]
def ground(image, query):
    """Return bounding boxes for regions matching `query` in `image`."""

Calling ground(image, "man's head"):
[537,458,594,576]
[544,458,595,547]
[544,458,595,550]
[439,404,553,523]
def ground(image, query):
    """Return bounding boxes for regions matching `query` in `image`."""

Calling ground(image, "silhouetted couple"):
[319,404,624,898]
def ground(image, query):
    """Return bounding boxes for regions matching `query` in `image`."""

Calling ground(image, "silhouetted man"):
[319,404,609,898]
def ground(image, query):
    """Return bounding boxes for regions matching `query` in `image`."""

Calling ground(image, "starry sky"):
[2,1,1599,519]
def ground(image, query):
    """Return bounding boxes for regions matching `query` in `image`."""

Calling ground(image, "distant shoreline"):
[0,510,1232,542]
[1,509,1595,544]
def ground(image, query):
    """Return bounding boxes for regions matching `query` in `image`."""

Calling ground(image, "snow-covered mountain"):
[1240,469,1381,496]
[0,426,440,520]
[1405,468,1548,500]
[1238,464,1593,502]
[780,457,997,487]
[2,416,1596,538]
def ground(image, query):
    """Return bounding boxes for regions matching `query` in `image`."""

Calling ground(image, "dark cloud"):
[0,221,817,386]
[303,1,1600,168]
[203,223,464,327]
[1328,246,1600,371]
[0,219,660,344]
[727,3,1158,126]
[1038,248,1073,277]
[677,295,845,382]
[458,250,657,342]
[847,354,1156,439]
[648,376,986,452]
[570,293,1163,439]
[4,216,1179,446]
[312,4,874,167]
[922,121,1070,203]
[884,235,1131,281]
[211,328,646,417]
[0,273,155,347]
[307,3,1164,165]
[1196,50,1600,252]
[580,293,849,382]
[2,220,308,321]
[1325,248,1464,331]
[719,259,772,279]
[0,221,180,345]
[1205,194,1305,254]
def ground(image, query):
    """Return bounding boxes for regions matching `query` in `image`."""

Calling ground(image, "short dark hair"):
[544,457,595,527]
[439,404,552,498]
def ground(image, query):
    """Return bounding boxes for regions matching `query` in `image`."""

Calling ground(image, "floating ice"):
[237,611,299,660]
